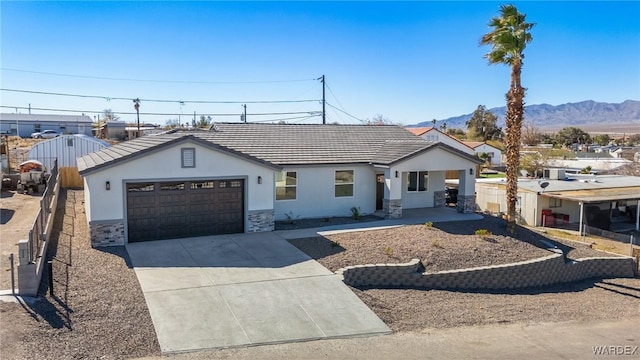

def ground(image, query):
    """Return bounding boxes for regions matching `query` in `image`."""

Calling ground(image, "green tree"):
[555,127,590,147]
[196,115,212,128]
[465,105,502,141]
[592,134,611,146]
[481,4,534,231]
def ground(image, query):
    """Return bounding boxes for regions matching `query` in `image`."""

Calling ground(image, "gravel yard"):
[288,215,638,333]
[287,215,618,273]
[352,277,640,332]
[0,189,160,360]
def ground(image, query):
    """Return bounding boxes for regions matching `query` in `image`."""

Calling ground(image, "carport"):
[541,186,640,234]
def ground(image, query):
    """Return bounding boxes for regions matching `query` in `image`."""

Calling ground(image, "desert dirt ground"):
[0,190,43,290]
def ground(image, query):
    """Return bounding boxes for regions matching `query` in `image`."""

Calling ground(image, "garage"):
[127,179,244,242]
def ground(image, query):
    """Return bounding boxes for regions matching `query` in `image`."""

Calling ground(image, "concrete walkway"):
[126,232,390,354]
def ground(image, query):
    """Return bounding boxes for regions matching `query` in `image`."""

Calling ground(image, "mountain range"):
[416,100,640,131]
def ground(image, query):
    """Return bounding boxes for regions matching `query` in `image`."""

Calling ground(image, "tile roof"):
[78,123,481,175]
[406,127,434,136]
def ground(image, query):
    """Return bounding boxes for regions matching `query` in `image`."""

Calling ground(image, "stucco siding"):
[83,140,275,223]
[401,171,446,209]
[274,164,376,220]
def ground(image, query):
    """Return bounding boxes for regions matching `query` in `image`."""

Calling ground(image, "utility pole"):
[242,104,247,123]
[133,98,141,138]
[320,75,326,124]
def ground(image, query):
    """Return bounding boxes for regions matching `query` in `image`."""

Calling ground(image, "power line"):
[1,105,320,118]
[325,102,364,122]
[0,88,319,104]
[0,67,317,85]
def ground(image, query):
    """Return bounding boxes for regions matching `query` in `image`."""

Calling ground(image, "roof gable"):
[77,134,280,175]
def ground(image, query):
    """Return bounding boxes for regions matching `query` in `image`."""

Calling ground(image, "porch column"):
[456,169,476,213]
[383,168,402,218]
[636,201,639,231]
[578,202,584,235]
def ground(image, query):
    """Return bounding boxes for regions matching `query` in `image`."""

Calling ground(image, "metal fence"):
[27,159,59,263]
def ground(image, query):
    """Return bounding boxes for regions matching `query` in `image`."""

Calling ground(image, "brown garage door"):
[127,179,244,242]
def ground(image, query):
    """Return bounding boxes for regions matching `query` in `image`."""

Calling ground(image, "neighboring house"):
[546,158,632,174]
[0,113,93,138]
[475,169,640,232]
[462,141,503,166]
[78,123,482,246]
[28,134,110,187]
[406,127,473,154]
[95,121,126,140]
[611,147,640,161]
[124,124,164,139]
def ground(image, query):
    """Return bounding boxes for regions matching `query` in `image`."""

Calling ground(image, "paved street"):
[135,317,640,360]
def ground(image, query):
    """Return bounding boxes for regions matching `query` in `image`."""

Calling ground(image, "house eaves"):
[78,134,280,176]
[372,141,484,166]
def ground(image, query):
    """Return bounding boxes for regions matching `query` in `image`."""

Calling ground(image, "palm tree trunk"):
[505,60,524,232]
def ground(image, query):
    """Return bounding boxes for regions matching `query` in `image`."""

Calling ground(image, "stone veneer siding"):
[90,220,125,247]
[247,209,275,232]
[456,194,476,213]
[383,199,402,219]
[434,191,446,207]
[336,252,637,290]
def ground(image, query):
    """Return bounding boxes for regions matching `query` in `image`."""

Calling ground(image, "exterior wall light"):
[257,176,262,184]
[105,181,110,191]
[395,171,399,178]
[469,168,474,175]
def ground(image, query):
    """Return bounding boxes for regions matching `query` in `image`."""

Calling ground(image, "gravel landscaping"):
[287,215,619,273]
[288,215,638,333]
[0,189,161,360]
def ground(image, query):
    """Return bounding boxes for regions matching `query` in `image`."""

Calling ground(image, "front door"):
[376,174,385,210]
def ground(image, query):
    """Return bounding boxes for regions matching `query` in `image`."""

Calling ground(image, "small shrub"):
[331,240,341,248]
[431,239,443,248]
[424,221,434,229]
[383,246,393,257]
[350,206,361,220]
[284,211,300,225]
[475,229,492,236]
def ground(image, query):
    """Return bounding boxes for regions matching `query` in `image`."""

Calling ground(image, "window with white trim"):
[335,170,354,197]
[181,148,195,168]
[407,171,429,192]
[276,171,297,200]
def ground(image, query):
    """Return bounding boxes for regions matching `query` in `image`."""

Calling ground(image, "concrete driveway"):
[126,232,390,354]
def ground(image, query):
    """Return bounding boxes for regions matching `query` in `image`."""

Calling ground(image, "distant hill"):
[416,100,640,131]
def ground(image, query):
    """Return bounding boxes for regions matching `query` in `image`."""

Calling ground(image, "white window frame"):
[407,171,429,192]
[276,171,297,201]
[334,170,354,198]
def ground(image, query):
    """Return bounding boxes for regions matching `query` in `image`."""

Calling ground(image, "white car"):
[31,130,61,139]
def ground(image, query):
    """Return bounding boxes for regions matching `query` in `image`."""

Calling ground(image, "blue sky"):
[1,1,639,126]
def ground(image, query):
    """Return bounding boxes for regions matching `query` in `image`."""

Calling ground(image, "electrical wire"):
[325,102,364,122]
[0,68,317,84]
[0,105,320,118]
[0,88,319,104]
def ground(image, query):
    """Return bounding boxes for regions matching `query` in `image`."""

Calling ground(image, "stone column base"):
[247,209,275,232]
[434,190,446,207]
[456,195,476,214]
[90,220,125,247]
[383,199,402,219]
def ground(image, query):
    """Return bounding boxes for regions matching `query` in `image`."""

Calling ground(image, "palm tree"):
[481,4,534,232]
[133,98,141,138]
